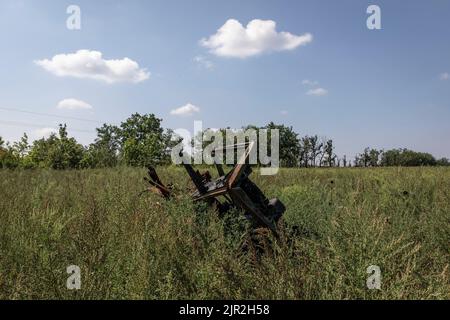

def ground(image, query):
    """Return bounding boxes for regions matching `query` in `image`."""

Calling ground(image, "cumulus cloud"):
[440,72,449,80]
[200,19,312,58]
[306,87,328,96]
[35,127,57,138]
[57,98,93,110]
[34,49,150,84]
[170,103,200,116]
[194,55,214,70]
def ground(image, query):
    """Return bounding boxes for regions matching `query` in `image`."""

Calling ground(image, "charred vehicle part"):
[143,141,285,236]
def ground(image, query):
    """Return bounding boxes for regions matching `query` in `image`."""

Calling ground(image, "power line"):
[0,119,95,134]
[0,107,104,124]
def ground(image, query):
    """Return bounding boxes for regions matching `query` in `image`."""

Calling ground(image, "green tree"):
[299,136,311,167]
[13,133,30,158]
[380,149,400,166]
[0,135,30,169]
[323,139,336,167]
[12,133,35,168]
[82,124,120,168]
[0,142,21,169]
[354,147,371,167]
[122,136,163,167]
[118,113,172,167]
[436,158,450,166]
[264,122,300,167]
[192,123,300,167]
[308,135,322,167]
[380,148,436,166]
[0,137,6,168]
[29,124,85,169]
[368,148,382,167]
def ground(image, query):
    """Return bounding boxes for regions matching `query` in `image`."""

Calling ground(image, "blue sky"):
[0,0,449,159]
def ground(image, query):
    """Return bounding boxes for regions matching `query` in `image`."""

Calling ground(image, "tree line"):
[0,113,448,169]
[0,113,176,169]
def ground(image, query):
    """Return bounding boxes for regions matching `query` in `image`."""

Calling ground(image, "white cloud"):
[200,19,312,58]
[440,72,449,80]
[57,98,93,110]
[170,103,200,116]
[35,127,57,138]
[302,79,319,86]
[194,55,214,70]
[34,49,150,84]
[306,87,328,96]
[280,110,288,115]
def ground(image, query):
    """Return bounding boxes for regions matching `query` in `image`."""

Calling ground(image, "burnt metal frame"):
[145,141,284,235]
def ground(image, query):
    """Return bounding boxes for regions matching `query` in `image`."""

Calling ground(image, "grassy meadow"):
[0,166,448,299]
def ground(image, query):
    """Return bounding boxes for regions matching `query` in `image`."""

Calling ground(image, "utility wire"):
[0,107,104,124]
[0,119,95,134]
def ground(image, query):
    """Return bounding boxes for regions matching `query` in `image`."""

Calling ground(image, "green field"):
[0,167,448,299]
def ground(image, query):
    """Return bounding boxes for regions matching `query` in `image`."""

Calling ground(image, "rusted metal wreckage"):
[143,141,285,235]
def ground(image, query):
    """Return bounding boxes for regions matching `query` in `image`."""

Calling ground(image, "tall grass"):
[0,167,448,299]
